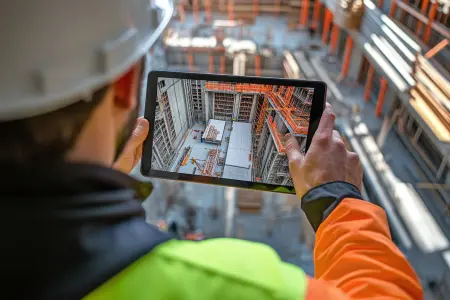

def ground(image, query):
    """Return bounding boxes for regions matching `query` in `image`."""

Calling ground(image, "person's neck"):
[66,98,116,167]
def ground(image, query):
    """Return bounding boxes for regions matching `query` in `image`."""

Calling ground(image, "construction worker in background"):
[0,1,422,299]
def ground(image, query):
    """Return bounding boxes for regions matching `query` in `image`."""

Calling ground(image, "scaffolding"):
[207,81,310,134]
[160,91,177,139]
[238,94,254,121]
[202,148,221,176]
[214,92,235,120]
[267,116,286,152]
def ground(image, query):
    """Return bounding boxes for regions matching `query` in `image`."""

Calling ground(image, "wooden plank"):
[417,55,450,100]
[410,90,450,142]
[414,81,450,128]
[415,68,450,112]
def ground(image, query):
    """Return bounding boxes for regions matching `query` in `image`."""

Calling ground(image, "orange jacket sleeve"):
[309,198,423,299]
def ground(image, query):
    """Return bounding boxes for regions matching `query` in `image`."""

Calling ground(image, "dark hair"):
[0,85,109,166]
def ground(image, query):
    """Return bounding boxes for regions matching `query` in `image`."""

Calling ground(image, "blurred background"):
[135,0,450,298]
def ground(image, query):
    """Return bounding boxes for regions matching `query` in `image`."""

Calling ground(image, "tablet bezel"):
[141,70,326,194]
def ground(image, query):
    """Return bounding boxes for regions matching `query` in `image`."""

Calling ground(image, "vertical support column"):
[364,65,375,102]
[415,0,429,35]
[253,0,259,17]
[188,52,194,72]
[312,0,321,30]
[220,55,226,74]
[209,54,214,73]
[179,0,185,22]
[322,9,332,44]
[340,36,353,78]
[400,0,407,22]
[423,1,438,44]
[376,78,388,117]
[389,0,397,17]
[193,0,199,23]
[275,0,281,15]
[255,55,262,76]
[228,0,234,20]
[329,24,340,55]
[378,0,384,9]
[300,0,309,25]
[205,0,212,22]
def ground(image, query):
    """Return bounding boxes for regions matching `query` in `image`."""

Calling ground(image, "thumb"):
[129,117,149,148]
[283,133,304,166]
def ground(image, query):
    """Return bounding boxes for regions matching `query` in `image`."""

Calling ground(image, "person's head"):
[0,0,163,168]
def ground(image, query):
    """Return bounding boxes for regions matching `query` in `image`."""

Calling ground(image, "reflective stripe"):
[85,239,308,300]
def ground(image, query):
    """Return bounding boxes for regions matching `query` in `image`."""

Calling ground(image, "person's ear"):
[113,63,141,109]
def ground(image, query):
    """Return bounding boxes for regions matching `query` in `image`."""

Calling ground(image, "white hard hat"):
[0,0,173,121]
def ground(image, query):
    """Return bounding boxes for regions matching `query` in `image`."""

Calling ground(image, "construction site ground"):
[147,8,450,296]
[171,122,232,176]
[314,49,450,285]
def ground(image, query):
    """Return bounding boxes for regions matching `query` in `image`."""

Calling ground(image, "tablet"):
[141,71,326,194]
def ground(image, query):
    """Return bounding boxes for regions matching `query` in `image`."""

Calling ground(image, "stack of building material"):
[205,125,219,141]
[410,55,450,142]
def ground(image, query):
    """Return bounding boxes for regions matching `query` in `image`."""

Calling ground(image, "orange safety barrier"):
[205,82,235,92]
[236,83,272,93]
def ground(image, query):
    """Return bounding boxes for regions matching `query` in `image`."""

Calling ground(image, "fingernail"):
[137,118,148,130]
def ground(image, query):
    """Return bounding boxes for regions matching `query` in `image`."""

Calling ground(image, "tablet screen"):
[149,76,316,187]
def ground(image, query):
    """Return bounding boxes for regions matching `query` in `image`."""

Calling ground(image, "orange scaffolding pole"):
[423,1,438,44]
[425,39,449,58]
[267,116,286,152]
[220,55,226,74]
[193,0,199,23]
[205,0,212,22]
[322,9,332,44]
[275,0,281,15]
[255,55,261,76]
[415,0,429,35]
[330,24,339,55]
[209,55,214,73]
[340,36,353,78]
[300,0,309,25]
[364,65,375,102]
[375,78,388,117]
[253,0,259,16]
[228,0,234,20]
[188,52,194,71]
[313,0,321,29]
[389,0,397,17]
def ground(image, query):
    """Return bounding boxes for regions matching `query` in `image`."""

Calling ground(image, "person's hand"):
[282,103,363,199]
[113,117,149,173]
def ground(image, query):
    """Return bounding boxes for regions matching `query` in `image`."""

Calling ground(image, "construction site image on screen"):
[151,78,313,187]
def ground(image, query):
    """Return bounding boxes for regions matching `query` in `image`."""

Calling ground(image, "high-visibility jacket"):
[1,164,423,299]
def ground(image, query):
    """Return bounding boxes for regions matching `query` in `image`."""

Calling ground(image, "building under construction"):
[151,78,312,185]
